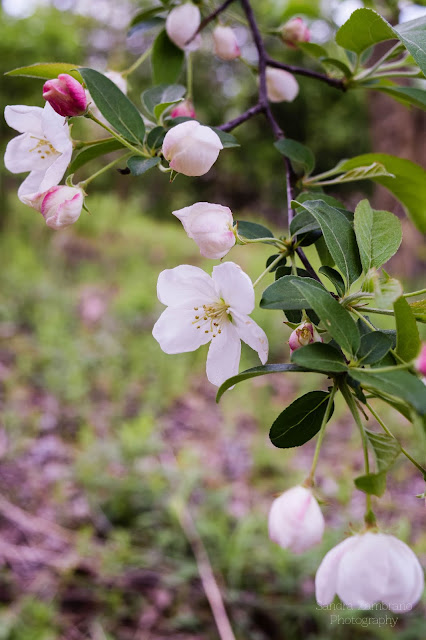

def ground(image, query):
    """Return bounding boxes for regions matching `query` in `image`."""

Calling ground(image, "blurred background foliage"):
[0,0,425,638]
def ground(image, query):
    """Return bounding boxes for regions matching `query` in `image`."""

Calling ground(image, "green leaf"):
[69,139,125,173]
[236,221,274,239]
[267,254,287,271]
[372,269,403,309]
[130,6,165,28]
[152,30,184,84]
[409,299,426,323]
[370,84,426,112]
[210,128,240,149]
[261,276,360,355]
[349,369,426,416]
[336,9,396,54]
[146,126,166,150]
[319,267,345,297]
[355,472,387,497]
[319,57,353,78]
[356,331,392,365]
[216,364,306,402]
[395,15,426,76]
[80,68,145,145]
[129,7,164,35]
[336,153,426,233]
[294,199,362,287]
[5,62,82,82]
[315,235,335,268]
[141,84,186,117]
[354,200,402,272]
[127,156,160,176]
[274,139,315,175]
[269,391,335,448]
[394,296,420,362]
[365,429,401,472]
[297,42,328,58]
[291,343,348,374]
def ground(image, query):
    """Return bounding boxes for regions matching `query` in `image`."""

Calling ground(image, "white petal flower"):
[162,120,223,177]
[266,68,299,103]
[153,262,268,386]
[166,3,201,51]
[316,532,424,612]
[4,103,72,201]
[213,25,241,61]
[172,202,236,259]
[268,485,325,554]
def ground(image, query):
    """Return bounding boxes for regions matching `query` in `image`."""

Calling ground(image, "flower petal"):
[231,309,268,364]
[41,103,72,153]
[18,170,50,200]
[4,105,44,135]
[315,536,357,606]
[152,307,211,354]
[206,321,241,386]
[212,262,255,314]
[4,133,55,174]
[37,146,73,193]
[157,265,217,308]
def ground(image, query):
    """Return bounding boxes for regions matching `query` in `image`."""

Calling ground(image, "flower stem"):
[305,384,338,486]
[353,42,403,81]
[340,382,376,525]
[252,253,284,288]
[122,45,153,77]
[352,306,394,317]
[85,112,148,158]
[366,402,426,476]
[404,288,426,298]
[350,362,413,374]
[79,152,131,188]
[186,52,194,100]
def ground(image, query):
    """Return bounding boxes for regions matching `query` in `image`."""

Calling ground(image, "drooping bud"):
[171,99,196,119]
[281,17,310,48]
[288,322,323,353]
[316,532,424,611]
[22,185,84,230]
[166,3,201,51]
[213,25,241,61]
[172,202,236,259]
[268,486,325,554]
[265,67,299,103]
[42,74,87,117]
[162,120,223,176]
[415,343,426,377]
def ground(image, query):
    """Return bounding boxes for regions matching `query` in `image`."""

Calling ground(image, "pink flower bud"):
[162,120,223,177]
[268,486,325,554]
[415,343,426,377]
[166,3,201,51]
[288,322,323,353]
[213,25,241,61]
[22,185,84,229]
[266,67,299,103]
[42,74,87,117]
[316,532,424,611]
[172,202,236,259]
[281,17,311,47]
[171,99,196,119]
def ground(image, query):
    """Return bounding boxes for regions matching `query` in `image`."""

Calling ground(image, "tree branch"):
[186,0,237,45]
[265,57,346,91]
[218,102,265,131]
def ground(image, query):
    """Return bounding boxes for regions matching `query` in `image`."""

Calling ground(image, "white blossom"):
[172,202,235,259]
[162,120,223,176]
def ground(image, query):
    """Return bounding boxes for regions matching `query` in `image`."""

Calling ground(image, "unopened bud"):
[281,17,310,47]
[289,322,322,353]
[266,67,299,103]
[43,74,87,117]
[213,25,240,61]
[22,185,84,229]
[171,99,196,119]
[166,3,201,51]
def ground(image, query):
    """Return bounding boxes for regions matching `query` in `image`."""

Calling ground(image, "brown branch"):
[265,56,347,91]
[217,102,265,131]
[185,0,237,45]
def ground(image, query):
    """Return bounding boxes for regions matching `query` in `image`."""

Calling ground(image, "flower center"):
[29,136,59,161]
[193,300,230,337]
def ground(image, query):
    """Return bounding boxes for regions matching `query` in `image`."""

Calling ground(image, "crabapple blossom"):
[171,99,196,119]
[42,73,87,117]
[166,3,201,51]
[213,25,241,61]
[21,185,84,230]
[172,202,235,259]
[281,17,310,47]
[415,343,426,377]
[162,120,223,176]
[152,262,268,386]
[289,322,323,353]
[316,532,424,611]
[268,486,325,554]
[266,68,299,103]
[4,103,72,201]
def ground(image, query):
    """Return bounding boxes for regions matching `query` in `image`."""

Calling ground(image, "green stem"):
[341,383,376,525]
[73,137,116,149]
[305,385,338,486]
[85,112,148,158]
[79,152,131,188]
[350,308,406,365]
[186,52,194,100]
[350,362,412,374]
[252,253,285,288]
[354,42,402,81]
[238,235,284,246]
[366,402,426,476]
[404,288,426,298]
[122,45,153,77]
[353,306,394,316]
[341,292,374,307]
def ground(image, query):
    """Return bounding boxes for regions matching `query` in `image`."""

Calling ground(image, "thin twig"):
[218,102,265,131]
[185,0,237,45]
[265,57,346,91]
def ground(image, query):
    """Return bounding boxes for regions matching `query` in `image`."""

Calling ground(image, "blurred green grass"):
[0,193,424,640]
